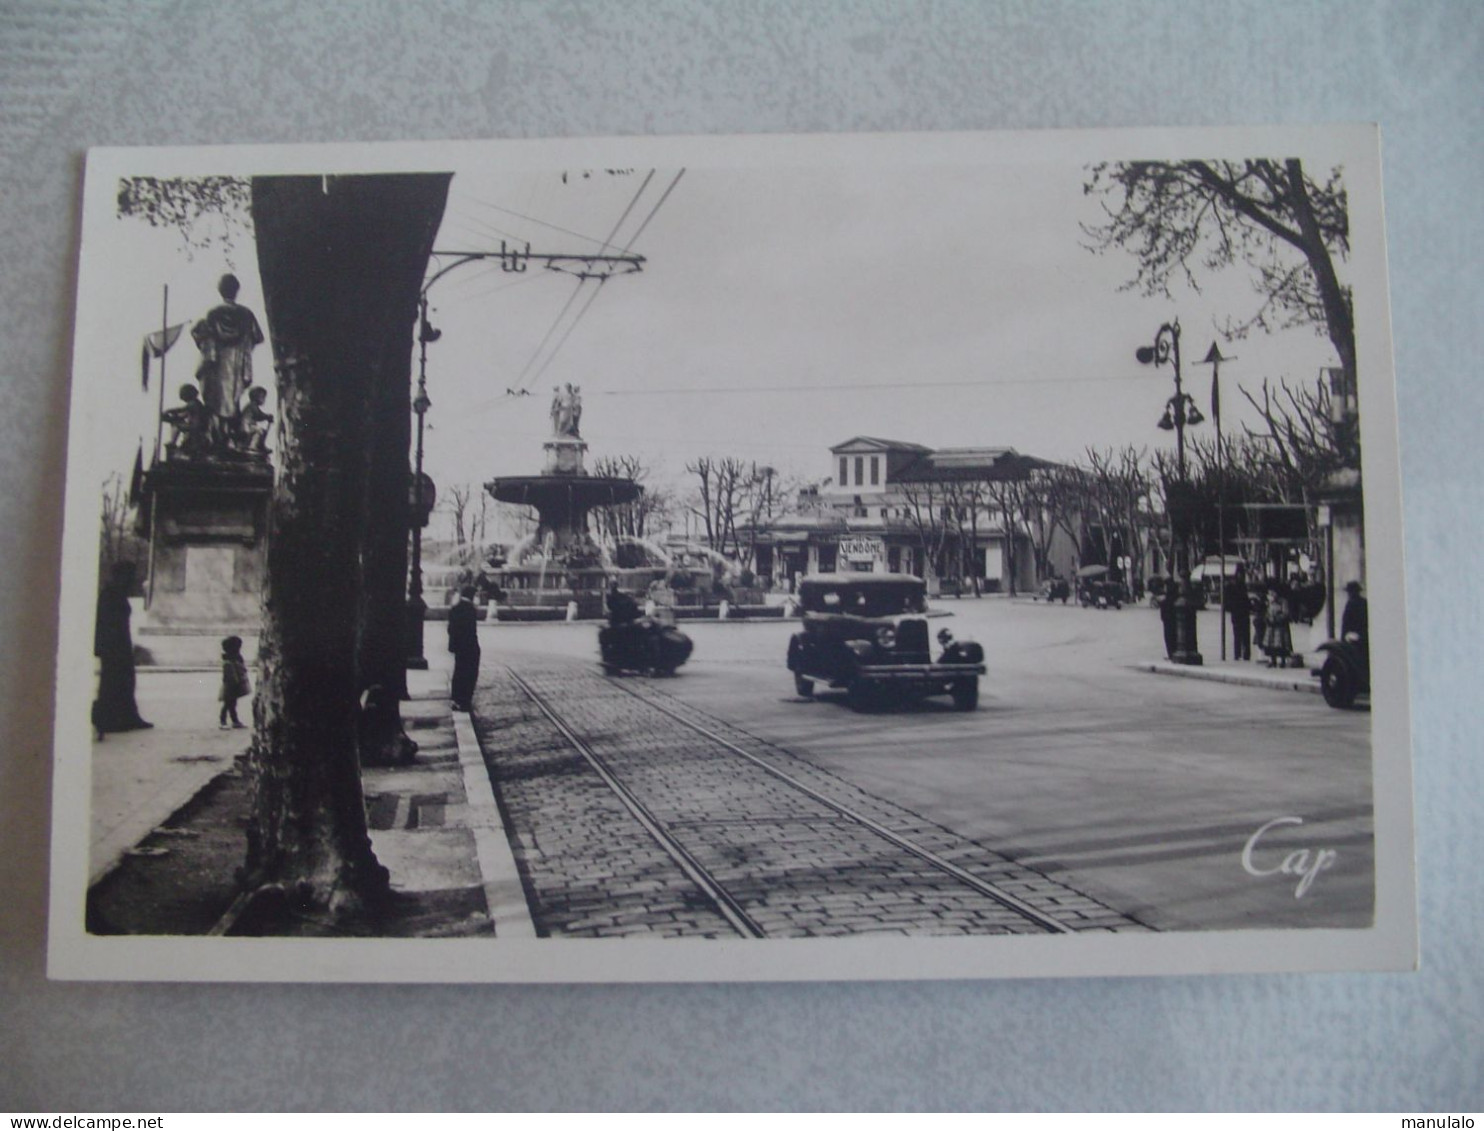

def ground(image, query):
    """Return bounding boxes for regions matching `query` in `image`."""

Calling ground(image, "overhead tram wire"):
[506,169,658,394]
[515,168,685,395]
[463,195,618,251]
[588,370,1166,395]
[440,264,552,309]
[464,368,1186,414]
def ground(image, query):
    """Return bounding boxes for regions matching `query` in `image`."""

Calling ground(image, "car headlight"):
[875,625,896,649]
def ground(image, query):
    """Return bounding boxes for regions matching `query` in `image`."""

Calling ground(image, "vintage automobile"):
[1313,637,1370,710]
[786,573,985,710]
[1038,575,1071,603]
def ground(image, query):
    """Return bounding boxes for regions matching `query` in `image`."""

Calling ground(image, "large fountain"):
[485,385,662,618]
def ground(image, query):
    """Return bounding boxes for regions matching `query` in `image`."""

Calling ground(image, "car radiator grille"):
[896,619,930,657]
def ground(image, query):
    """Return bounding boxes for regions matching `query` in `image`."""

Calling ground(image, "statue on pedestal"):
[161,384,211,459]
[238,386,274,457]
[192,273,264,449]
[549,382,583,439]
[567,384,582,437]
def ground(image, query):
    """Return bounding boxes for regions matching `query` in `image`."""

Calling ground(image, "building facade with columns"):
[749,436,1067,593]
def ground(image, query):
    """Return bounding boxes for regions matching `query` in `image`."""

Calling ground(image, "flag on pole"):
[1210,367,1221,427]
[128,443,145,507]
[141,323,186,390]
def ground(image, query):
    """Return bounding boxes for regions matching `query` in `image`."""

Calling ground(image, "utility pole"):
[405,243,647,670]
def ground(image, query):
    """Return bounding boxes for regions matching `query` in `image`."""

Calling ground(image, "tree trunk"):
[1284,159,1357,397]
[244,173,451,918]
[356,289,419,766]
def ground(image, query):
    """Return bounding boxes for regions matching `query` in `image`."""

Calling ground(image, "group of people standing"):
[91,562,250,737]
[1221,566,1367,668]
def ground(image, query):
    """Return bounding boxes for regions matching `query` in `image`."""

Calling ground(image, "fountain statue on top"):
[486,384,644,614]
[545,382,585,472]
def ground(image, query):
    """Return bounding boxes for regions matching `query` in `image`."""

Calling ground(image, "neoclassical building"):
[749,436,1072,592]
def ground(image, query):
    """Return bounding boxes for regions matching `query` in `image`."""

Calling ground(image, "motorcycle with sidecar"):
[599,615,694,676]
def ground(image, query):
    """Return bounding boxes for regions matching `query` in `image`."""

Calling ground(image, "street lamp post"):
[1197,341,1232,660]
[405,295,440,671]
[1137,319,1204,665]
[400,242,647,675]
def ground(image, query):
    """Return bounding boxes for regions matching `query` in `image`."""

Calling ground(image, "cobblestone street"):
[466,600,1373,936]
[471,658,1147,939]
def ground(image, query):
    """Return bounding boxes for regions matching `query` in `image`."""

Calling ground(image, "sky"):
[87,151,1344,525]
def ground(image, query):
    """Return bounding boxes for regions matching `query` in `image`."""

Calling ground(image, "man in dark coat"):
[93,561,152,736]
[1225,564,1252,661]
[1341,580,1368,654]
[447,585,481,713]
[606,579,641,627]
[1157,577,1178,660]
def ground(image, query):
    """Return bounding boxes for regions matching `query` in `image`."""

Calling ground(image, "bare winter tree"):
[1083,446,1157,585]
[1083,159,1354,394]
[684,456,762,562]
[592,454,673,545]
[445,483,474,551]
[1016,464,1084,581]
[898,478,953,583]
[98,473,135,580]
[944,480,989,595]
[1239,375,1355,497]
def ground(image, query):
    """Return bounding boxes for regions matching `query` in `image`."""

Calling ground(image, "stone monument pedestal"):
[134,459,273,656]
[543,436,588,475]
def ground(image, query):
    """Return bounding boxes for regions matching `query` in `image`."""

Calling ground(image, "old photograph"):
[48,127,1415,981]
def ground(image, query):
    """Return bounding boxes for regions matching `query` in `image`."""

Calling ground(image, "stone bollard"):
[566,600,578,622]
[718,600,730,620]
[645,599,656,618]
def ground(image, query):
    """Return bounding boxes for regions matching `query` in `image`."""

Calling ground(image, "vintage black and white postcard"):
[49,126,1416,982]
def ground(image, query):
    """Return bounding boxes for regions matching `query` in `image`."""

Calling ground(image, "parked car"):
[786,573,985,710]
[1077,579,1123,609]
[1038,576,1071,603]
[1313,637,1370,709]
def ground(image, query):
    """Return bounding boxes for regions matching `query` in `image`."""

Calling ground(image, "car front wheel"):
[951,679,979,711]
[1320,656,1358,709]
[793,672,814,698]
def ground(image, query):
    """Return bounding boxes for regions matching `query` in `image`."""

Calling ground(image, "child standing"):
[219,635,250,728]
[1261,585,1293,669]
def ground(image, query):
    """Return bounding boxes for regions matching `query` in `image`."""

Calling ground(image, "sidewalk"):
[89,658,532,937]
[1136,655,1322,694]
[89,668,246,884]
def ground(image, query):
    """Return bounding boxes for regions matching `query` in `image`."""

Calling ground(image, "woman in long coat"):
[93,561,151,735]
[1261,583,1294,668]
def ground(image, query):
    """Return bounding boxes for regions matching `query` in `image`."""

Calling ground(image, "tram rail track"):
[506,665,1083,937]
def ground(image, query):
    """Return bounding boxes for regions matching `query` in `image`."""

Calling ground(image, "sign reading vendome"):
[49,126,1415,983]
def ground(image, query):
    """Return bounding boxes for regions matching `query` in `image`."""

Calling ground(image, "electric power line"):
[459,194,613,250]
[509,169,659,393]
[515,168,685,394]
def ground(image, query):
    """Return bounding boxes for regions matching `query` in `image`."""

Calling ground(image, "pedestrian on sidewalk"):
[218,635,250,728]
[1251,577,1267,660]
[1261,582,1293,668]
[1157,577,1178,660]
[1341,580,1368,654]
[448,584,481,713]
[92,560,152,737]
[1225,564,1252,662]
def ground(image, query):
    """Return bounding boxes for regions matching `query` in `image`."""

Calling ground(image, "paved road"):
[474,598,1373,933]
[472,659,1145,938]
